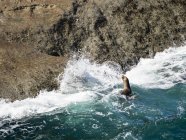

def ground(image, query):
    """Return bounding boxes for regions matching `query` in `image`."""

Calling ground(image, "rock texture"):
[0,0,73,53]
[0,0,186,100]
[48,0,186,71]
[0,40,67,101]
[0,0,72,100]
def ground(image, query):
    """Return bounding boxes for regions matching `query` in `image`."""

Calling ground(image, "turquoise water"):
[1,84,186,140]
[0,46,186,140]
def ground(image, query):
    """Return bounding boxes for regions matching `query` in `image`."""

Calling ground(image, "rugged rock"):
[0,0,72,100]
[48,0,186,71]
[0,0,186,100]
[0,0,73,51]
[1,0,186,69]
[0,40,67,101]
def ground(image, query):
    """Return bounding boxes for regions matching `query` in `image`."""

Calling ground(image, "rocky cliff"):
[0,0,186,100]
[0,0,72,100]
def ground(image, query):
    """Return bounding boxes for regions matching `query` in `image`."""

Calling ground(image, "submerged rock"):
[0,0,185,100]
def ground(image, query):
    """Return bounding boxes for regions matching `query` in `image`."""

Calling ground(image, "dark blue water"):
[1,83,186,140]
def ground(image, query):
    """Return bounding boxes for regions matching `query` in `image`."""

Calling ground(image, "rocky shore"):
[0,0,185,101]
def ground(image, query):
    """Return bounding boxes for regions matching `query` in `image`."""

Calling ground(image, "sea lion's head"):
[122,75,128,81]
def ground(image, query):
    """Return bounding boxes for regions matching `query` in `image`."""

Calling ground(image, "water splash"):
[0,46,186,121]
[126,45,186,89]
[0,57,122,120]
[0,91,93,120]
[58,57,122,94]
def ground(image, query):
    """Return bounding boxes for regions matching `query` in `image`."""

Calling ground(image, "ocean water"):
[0,46,186,140]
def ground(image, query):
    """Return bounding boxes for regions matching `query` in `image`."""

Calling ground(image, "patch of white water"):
[0,57,122,120]
[126,45,186,89]
[58,57,122,93]
[0,91,93,120]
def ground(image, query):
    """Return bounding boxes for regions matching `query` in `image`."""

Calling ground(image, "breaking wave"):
[0,45,186,121]
[126,45,186,89]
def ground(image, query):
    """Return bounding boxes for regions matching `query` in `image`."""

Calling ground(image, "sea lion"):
[121,75,132,96]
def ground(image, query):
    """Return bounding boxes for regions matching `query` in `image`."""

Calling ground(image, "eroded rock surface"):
[48,0,186,70]
[0,0,72,100]
[0,41,67,101]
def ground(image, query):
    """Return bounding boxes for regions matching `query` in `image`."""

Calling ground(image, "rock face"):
[0,0,72,100]
[0,0,186,100]
[0,40,67,101]
[48,0,186,71]
[0,0,73,53]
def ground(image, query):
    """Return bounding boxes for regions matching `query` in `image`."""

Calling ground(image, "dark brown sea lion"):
[121,75,132,96]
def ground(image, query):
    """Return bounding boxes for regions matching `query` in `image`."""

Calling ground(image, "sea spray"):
[0,57,122,120]
[0,91,93,120]
[126,45,186,89]
[58,57,122,94]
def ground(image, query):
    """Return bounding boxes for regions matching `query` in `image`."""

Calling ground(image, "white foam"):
[0,57,122,120]
[0,91,93,120]
[113,131,138,140]
[58,57,122,93]
[126,45,186,89]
